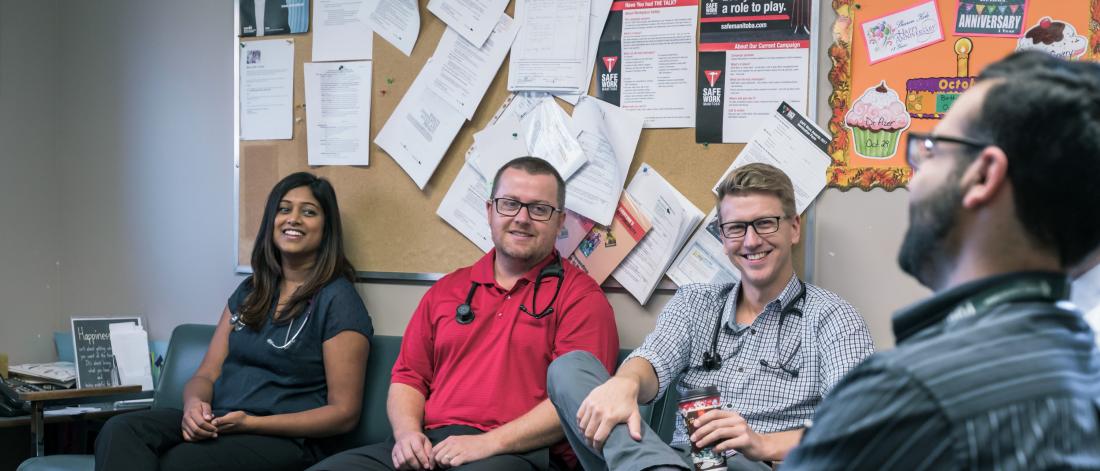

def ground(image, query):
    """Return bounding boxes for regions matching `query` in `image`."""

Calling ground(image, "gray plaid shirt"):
[628,275,874,446]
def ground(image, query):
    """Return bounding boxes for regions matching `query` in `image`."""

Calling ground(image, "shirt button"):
[497,312,502,317]
[506,295,511,300]
[737,367,744,372]
[750,329,756,335]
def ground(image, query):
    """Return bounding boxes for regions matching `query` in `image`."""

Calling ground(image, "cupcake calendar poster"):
[826,0,1096,191]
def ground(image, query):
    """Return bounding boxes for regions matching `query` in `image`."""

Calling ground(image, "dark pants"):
[308,425,552,471]
[546,351,771,471]
[94,408,319,471]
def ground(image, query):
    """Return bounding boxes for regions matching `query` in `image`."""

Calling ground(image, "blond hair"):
[715,163,797,217]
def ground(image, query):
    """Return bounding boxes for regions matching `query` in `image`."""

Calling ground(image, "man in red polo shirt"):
[310,157,620,470]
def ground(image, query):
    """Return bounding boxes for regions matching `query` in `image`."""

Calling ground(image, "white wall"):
[51,0,242,342]
[0,0,64,363]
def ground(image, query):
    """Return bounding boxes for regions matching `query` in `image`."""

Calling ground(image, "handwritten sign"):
[71,317,142,388]
[861,0,945,64]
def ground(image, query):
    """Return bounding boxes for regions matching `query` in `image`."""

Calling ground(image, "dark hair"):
[240,172,356,329]
[967,51,1100,268]
[715,163,797,218]
[490,157,567,208]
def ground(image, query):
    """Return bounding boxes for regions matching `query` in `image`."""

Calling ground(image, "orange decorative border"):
[1092,0,1100,59]
[826,0,1100,191]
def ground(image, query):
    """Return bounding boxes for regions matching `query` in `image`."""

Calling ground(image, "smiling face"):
[719,193,800,293]
[273,185,325,260]
[487,167,563,266]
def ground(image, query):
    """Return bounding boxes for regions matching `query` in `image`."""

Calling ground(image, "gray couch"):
[19,324,681,470]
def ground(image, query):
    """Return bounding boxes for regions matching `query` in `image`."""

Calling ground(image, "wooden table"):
[17,385,145,457]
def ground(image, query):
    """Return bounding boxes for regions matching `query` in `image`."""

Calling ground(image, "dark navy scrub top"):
[212,276,373,416]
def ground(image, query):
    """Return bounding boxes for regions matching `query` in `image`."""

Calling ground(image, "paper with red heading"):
[695,0,813,143]
[594,0,698,128]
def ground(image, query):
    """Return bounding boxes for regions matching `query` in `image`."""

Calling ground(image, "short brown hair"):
[491,157,567,208]
[715,163,797,217]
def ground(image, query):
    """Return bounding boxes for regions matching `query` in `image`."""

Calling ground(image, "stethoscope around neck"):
[455,256,565,324]
[701,280,806,378]
[266,294,318,349]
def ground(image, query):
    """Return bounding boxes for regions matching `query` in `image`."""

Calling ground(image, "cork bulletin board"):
[235,0,815,278]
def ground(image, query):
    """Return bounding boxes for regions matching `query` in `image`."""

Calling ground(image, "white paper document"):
[369,0,419,56]
[108,323,153,391]
[240,39,295,140]
[555,0,614,104]
[466,92,549,178]
[666,207,740,287]
[428,0,510,48]
[428,14,519,119]
[45,406,103,417]
[712,102,831,214]
[721,48,810,143]
[375,59,467,189]
[508,0,591,93]
[612,164,703,304]
[468,123,530,179]
[437,162,494,252]
[313,0,374,62]
[9,362,76,385]
[564,95,642,225]
[522,99,588,180]
[305,61,372,166]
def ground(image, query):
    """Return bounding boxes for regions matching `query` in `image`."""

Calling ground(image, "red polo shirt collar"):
[469,248,560,287]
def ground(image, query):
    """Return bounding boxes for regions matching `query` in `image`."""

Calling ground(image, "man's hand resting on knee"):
[576,376,644,452]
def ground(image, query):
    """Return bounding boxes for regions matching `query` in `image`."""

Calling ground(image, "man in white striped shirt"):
[785,51,1100,470]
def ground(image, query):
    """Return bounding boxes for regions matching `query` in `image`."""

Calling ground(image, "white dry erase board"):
[71,317,143,388]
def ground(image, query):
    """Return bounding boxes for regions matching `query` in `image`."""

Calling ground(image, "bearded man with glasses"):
[311,157,619,471]
[546,163,873,470]
[784,51,1100,469]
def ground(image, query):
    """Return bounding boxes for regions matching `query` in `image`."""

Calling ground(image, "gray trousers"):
[547,351,771,471]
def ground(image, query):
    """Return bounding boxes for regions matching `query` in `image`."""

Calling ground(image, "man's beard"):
[898,172,964,289]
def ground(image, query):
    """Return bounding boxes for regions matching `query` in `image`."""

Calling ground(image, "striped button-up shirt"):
[627,275,874,447]
[785,272,1100,470]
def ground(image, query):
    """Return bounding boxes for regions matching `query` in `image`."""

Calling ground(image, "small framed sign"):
[71,317,142,389]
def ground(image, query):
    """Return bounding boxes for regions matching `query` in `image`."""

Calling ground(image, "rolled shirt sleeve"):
[626,286,699,402]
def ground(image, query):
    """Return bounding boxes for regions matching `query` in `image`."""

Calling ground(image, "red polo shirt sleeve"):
[553,269,619,374]
[391,284,438,397]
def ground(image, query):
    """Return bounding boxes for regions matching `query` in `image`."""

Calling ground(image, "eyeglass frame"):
[489,197,562,222]
[906,132,991,171]
[718,216,785,239]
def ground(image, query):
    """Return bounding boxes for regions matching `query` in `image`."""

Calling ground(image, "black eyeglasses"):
[906,132,990,171]
[491,197,561,221]
[718,216,783,239]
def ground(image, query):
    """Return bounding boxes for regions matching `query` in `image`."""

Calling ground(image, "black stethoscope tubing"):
[455,256,565,325]
[701,280,806,377]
